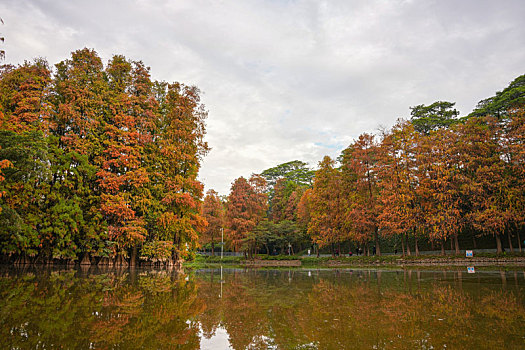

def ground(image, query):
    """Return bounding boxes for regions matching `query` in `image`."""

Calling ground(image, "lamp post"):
[221,227,224,260]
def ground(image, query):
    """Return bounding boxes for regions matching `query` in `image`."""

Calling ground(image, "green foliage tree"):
[260,160,314,188]
[410,101,459,134]
[469,74,525,119]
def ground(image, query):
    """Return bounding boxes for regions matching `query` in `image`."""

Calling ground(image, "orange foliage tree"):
[341,133,382,255]
[225,175,267,256]
[308,156,347,256]
[201,189,225,255]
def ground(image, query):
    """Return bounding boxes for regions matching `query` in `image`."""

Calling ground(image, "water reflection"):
[1,267,524,349]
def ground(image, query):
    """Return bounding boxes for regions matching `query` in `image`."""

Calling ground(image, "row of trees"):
[202,75,525,256]
[201,161,315,257]
[0,48,208,264]
[1,47,522,262]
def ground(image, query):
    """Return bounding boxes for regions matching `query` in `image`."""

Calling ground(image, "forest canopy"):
[0,48,208,265]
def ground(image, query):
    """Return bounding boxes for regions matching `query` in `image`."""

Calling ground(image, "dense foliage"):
[0,49,208,264]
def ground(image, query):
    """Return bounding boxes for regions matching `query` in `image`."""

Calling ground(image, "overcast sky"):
[1,0,524,194]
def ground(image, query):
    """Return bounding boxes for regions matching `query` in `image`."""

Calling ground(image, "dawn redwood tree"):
[270,178,301,222]
[504,109,525,251]
[225,175,267,256]
[297,188,313,232]
[97,55,154,265]
[283,186,305,221]
[0,60,51,260]
[341,133,382,255]
[378,121,421,256]
[0,48,210,264]
[418,127,466,254]
[269,178,287,222]
[202,189,225,255]
[153,83,209,262]
[46,48,109,262]
[457,117,510,253]
[308,156,347,257]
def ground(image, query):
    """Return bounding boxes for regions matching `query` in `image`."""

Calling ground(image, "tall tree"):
[410,101,459,134]
[0,60,51,259]
[341,133,382,255]
[468,74,525,119]
[308,156,346,256]
[46,48,108,262]
[201,189,225,256]
[0,48,209,264]
[458,116,517,253]
[225,175,267,256]
[378,121,421,256]
[260,160,314,189]
[153,83,209,261]
[417,127,465,254]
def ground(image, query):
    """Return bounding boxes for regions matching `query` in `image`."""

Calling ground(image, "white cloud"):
[1,0,524,194]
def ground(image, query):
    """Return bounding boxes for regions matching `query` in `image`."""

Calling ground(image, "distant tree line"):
[0,48,208,265]
[202,75,525,257]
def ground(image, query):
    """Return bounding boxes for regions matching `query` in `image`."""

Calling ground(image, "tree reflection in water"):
[1,267,524,349]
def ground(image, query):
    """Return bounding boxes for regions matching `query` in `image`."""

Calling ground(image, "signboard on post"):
[466,250,473,257]
[467,266,475,273]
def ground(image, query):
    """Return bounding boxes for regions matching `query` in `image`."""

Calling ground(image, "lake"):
[1,266,524,349]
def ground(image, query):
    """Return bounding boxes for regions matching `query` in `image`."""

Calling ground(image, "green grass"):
[183,251,525,268]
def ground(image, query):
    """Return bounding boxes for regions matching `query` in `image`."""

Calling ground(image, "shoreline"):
[185,254,525,268]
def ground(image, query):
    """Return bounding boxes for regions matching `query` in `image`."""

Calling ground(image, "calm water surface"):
[1,266,524,349]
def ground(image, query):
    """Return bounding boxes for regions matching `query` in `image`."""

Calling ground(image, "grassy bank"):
[183,252,525,268]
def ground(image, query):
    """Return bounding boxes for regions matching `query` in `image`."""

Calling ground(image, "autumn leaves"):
[0,49,207,264]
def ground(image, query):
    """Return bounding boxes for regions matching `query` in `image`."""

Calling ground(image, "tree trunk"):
[472,235,477,249]
[414,229,420,257]
[331,243,334,258]
[431,240,435,251]
[405,233,411,256]
[211,241,215,256]
[374,227,381,256]
[507,231,514,252]
[517,231,522,253]
[130,246,137,267]
[454,233,460,255]
[401,234,406,257]
[495,234,502,253]
[338,242,341,257]
[80,253,91,266]
[441,240,445,256]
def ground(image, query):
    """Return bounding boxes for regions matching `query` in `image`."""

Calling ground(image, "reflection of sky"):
[200,325,232,350]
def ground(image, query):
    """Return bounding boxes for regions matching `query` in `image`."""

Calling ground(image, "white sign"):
[466,250,473,257]
[467,266,475,273]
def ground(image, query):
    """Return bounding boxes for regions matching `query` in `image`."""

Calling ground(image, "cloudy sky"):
[1,0,524,194]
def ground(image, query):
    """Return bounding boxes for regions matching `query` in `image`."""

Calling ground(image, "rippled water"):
[1,266,524,349]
